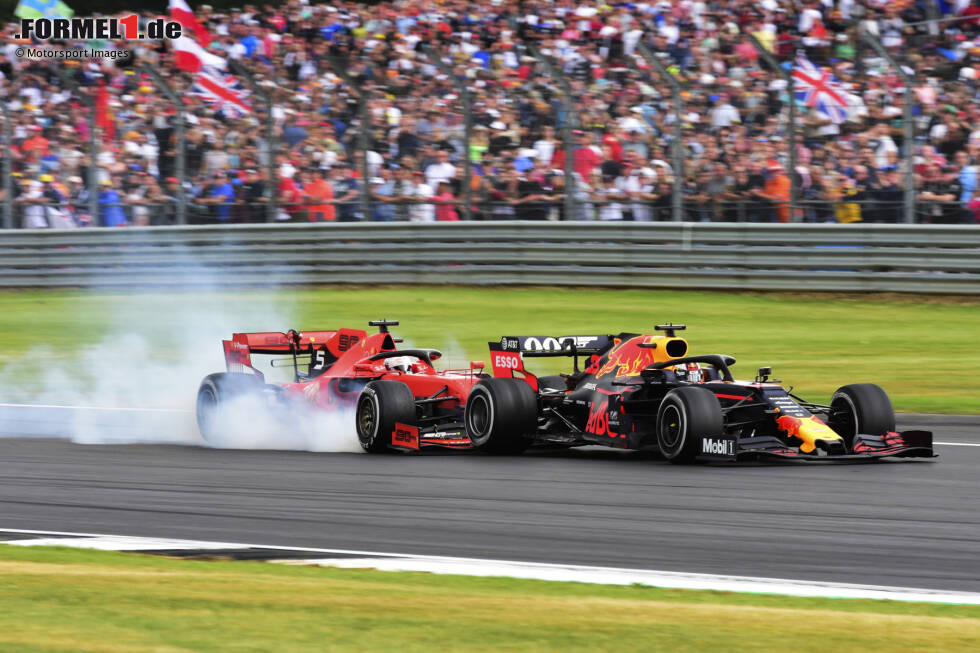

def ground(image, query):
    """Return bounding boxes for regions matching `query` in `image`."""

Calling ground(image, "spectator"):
[389,166,418,222]
[277,171,304,222]
[410,170,435,223]
[304,169,336,222]
[967,189,980,224]
[512,163,550,221]
[954,151,978,205]
[99,178,127,228]
[594,175,627,222]
[156,177,181,226]
[67,175,90,227]
[433,182,459,222]
[918,166,962,223]
[125,172,153,227]
[206,171,236,223]
[331,163,362,222]
[371,168,397,222]
[20,179,48,229]
[572,131,602,180]
[761,164,792,223]
[240,169,266,223]
[872,168,904,223]
[424,150,457,193]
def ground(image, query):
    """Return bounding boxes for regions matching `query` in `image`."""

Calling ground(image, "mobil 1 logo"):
[699,435,737,460]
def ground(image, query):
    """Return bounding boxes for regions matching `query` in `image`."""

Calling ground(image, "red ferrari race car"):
[463,324,935,462]
[195,320,488,451]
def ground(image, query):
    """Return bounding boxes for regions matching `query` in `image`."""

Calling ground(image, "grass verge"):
[0,287,978,413]
[0,545,977,653]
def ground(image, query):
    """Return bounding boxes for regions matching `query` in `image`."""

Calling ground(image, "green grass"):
[0,287,978,412]
[0,545,977,653]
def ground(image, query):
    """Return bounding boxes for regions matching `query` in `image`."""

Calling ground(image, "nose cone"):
[777,415,844,453]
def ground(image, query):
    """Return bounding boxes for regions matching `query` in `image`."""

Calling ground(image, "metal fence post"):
[636,42,685,222]
[328,56,371,222]
[527,44,577,221]
[422,44,472,220]
[136,64,186,225]
[747,34,799,221]
[229,60,277,223]
[56,68,99,226]
[862,31,917,224]
[1,96,12,229]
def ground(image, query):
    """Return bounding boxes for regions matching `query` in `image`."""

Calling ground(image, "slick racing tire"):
[465,378,537,454]
[656,386,723,464]
[196,372,267,443]
[828,383,895,450]
[356,380,416,453]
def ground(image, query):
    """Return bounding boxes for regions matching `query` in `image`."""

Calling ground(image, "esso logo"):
[493,354,520,369]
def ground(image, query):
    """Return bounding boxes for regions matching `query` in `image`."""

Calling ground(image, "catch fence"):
[2,30,969,230]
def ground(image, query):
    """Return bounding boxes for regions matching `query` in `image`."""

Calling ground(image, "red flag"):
[169,0,212,46]
[95,81,115,142]
[172,35,226,73]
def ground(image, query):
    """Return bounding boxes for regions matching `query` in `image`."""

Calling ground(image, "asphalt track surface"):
[1,414,977,593]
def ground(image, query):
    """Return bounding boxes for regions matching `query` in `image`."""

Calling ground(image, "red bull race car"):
[465,324,935,462]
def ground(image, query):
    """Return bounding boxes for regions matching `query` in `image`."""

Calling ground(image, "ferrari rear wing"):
[223,328,369,376]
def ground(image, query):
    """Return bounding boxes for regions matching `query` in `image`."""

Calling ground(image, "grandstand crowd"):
[3,0,980,226]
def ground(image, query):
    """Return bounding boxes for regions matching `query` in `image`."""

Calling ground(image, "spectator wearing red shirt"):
[572,131,602,180]
[278,173,304,221]
[21,126,49,159]
[433,182,459,221]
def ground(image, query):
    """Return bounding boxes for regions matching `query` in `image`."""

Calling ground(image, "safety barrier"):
[1,222,978,293]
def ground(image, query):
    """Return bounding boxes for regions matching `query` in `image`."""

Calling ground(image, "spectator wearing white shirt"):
[411,170,435,222]
[710,95,741,131]
[425,150,456,192]
[533,125,558,166]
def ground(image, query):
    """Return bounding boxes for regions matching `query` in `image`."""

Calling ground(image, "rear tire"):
[828,383,895,450]
[196,373,267,443]
[356,380,416,453]
[465,378,537,453]
[656,387,723,464]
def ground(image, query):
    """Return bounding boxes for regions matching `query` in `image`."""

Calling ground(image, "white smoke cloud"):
[0,269,362,453]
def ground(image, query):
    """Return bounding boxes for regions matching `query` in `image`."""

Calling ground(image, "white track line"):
[935,442,980,446]
[2,528,978,605]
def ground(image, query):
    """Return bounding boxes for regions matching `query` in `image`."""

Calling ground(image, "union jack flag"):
[792,55,848,124]
[191,68,251,118]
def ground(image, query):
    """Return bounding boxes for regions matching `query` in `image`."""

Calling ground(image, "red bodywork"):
[222,328,485,448]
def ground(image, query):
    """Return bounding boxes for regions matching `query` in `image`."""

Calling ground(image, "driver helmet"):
[384,356,415,373]
[685,362,702,383]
